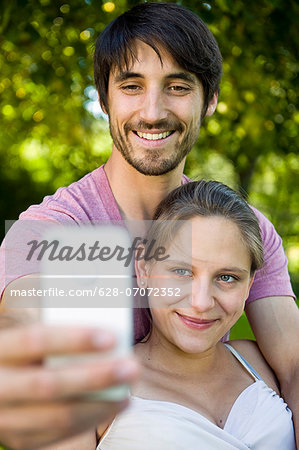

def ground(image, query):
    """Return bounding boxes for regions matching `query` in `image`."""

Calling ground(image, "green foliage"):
[230,312,255,341]
[0,0,120,221]
[0,0,298,301]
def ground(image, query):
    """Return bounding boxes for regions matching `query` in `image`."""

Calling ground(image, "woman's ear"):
[245,274,255,299]
[135,246,148,288]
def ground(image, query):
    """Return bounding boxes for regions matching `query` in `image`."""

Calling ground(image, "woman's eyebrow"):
[161,259,192,266]
[163,260,250,273]
[218,267,249,274]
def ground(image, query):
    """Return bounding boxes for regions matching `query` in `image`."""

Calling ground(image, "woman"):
[96,180,295,449]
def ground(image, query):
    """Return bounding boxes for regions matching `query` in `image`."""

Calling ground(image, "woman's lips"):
[177,313,217,330]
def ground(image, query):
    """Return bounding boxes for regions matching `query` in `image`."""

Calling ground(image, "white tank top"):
[98,344,295,449]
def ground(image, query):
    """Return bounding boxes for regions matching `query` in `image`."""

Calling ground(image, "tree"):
[0,0,298,294]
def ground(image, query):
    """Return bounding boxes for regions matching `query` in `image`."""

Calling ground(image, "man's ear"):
[135,246,148,288]
[101,103,108,116]
[205,92,218,117]
[97,92,109,115]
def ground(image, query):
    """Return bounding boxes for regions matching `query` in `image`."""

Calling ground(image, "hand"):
[0,325,139,450]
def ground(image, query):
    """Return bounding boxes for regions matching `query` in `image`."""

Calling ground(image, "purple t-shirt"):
[0,165,294,341]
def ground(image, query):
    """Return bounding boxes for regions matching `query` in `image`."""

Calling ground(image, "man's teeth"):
[136,131,172,140]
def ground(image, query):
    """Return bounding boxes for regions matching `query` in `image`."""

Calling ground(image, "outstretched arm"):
[246,296,299,448]
[41,429,97,449]
[0,278,139,450]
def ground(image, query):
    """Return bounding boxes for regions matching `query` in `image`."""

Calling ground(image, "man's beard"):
[109,119,201,176]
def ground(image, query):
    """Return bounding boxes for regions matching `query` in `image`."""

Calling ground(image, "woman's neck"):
[135,331,225,382]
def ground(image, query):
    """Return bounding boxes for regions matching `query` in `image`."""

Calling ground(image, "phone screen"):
[41,224,133,400]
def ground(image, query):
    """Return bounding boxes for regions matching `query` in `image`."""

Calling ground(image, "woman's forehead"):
[162,216,251,269]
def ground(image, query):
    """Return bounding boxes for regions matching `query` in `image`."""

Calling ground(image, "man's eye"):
[121,85,141,91]
[218,275,237,283]
[169,85,190,92]
[173,268,192,277]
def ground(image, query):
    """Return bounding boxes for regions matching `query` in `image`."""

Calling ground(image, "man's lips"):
[134,130,174,140]
[176,313,218,330]
[131,130,176,147]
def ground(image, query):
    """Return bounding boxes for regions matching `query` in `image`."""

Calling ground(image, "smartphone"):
[40,223,133,401]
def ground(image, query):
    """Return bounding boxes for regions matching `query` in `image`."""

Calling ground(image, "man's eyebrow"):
[165,72,197,83]
[114,71,144,83]
[113,71,197,84]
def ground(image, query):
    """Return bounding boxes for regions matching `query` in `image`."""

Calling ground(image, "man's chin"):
[127,158,180,176]
[115,139,188,176]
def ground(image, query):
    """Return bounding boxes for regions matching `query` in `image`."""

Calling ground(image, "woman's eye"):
[173,268,192,277]
[219,275,237,283]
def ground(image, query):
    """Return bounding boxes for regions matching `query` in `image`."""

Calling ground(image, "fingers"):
[0,325,116,365]
[0,358,139,403]
[0,324,139,449]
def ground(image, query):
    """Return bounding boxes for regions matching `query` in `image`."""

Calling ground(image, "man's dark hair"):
[94,2,222,115]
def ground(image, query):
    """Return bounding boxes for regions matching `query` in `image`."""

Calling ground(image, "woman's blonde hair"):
[146,180,264,275]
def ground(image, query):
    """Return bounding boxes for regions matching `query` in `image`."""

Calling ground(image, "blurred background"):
[0,0,298,344]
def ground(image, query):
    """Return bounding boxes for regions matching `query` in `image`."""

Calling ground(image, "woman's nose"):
[191,279,215,312]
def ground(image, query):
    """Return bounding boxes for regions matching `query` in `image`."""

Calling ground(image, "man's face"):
[105,40,212,176]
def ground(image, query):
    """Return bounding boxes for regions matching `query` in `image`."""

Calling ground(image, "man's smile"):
[131,129,177,148]
[134,130,174,140]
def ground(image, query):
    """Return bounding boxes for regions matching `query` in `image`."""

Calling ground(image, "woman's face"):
[136,216,254,354]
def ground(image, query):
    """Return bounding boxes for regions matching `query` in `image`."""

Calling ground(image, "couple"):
[0,2,298,449]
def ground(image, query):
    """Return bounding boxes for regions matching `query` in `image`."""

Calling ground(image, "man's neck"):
[104,151,185,221]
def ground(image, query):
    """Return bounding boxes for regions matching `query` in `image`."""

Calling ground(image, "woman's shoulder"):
[227,339,280,393]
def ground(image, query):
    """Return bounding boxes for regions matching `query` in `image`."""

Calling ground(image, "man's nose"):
[191,279,215,312]
[139,88,168,123]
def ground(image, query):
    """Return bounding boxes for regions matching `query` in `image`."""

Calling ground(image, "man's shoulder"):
[40,165,106,204]
[19,165,119,223]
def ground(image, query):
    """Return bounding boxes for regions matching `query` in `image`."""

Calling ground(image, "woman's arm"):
[96,417,115,446]
[41,429,97,449]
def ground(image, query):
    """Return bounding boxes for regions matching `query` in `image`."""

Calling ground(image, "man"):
[0,3,298,449]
